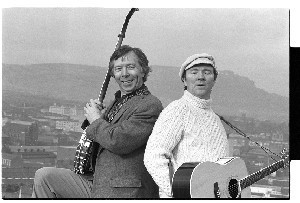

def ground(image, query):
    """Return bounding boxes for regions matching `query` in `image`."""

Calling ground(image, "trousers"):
[32,167,93,198]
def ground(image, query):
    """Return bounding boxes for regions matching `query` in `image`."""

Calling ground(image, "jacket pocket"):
[109,176,142,188]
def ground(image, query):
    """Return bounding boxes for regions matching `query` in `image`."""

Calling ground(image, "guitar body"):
[172,157,251,198]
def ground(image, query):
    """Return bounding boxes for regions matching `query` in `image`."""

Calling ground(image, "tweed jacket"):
[85,90,163,198]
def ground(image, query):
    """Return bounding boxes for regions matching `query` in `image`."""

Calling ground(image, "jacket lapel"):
[104,100,116,120]
[109,95,143,124]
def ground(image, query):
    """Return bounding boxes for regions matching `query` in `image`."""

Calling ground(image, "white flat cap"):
[179,53,216,80]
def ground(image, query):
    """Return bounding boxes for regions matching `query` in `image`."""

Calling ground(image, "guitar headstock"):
[280,148,290,168]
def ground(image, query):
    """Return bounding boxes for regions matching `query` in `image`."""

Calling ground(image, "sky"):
[1,1,299,97]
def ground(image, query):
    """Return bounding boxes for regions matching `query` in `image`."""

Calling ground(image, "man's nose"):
[121,67,129,77]
[196,71,205,80]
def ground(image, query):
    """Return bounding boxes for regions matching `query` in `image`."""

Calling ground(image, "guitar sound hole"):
[228,179,239,198]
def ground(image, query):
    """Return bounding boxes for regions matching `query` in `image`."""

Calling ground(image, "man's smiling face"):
[112,51,145,95]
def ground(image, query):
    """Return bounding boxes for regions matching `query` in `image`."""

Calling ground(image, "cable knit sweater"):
[144,90,229,197]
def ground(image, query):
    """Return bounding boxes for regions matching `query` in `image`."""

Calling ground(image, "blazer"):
[85,91,163,198]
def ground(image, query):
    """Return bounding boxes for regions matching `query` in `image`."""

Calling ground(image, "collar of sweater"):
[183,90,212,109]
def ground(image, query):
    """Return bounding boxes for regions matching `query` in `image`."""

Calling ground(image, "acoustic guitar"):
[172,152,289,198]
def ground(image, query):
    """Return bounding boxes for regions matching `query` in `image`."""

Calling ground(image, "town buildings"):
[2,103,289,198]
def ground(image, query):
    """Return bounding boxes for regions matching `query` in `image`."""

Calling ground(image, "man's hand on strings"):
[84,99,107,124]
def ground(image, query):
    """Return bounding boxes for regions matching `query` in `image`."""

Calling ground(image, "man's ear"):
[139,66,145,77]
[110,70,115,78]
[183,79,187,87]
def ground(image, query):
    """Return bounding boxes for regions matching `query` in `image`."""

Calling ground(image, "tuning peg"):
[280,148,288,157]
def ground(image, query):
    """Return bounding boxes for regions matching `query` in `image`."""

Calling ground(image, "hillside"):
[2,63,289,122]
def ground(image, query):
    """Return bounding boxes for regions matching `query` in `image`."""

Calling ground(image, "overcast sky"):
[2,6,290,97]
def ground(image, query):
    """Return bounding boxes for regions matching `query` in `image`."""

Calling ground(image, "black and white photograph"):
[2,0,297,199]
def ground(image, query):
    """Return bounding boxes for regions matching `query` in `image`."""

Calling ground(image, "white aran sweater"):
[144,90,229,197]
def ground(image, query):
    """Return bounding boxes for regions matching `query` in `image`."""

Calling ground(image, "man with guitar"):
[144,53,230,198]
[32,45,163,198]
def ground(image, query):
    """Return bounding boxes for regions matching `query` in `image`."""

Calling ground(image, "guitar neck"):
[240,159,285,190]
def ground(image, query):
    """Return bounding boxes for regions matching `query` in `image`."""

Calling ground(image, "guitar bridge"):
[214,182,221,198]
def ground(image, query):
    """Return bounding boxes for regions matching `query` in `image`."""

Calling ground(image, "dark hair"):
[108,45,151,82]
[182,66,218,90]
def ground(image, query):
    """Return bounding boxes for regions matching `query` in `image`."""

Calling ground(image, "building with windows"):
[49,104,84,117]
[55,120,82,132]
